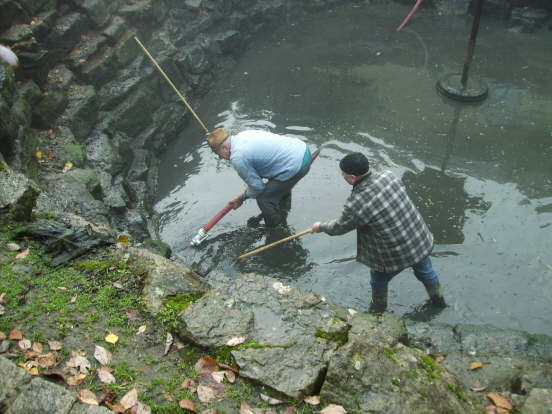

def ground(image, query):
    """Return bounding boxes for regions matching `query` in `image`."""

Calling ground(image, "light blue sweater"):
[230,130,307,199]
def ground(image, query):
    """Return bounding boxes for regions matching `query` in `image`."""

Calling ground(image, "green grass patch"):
[315,329,347,346]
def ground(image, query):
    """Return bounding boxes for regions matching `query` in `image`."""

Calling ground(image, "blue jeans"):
[370,255,440,293]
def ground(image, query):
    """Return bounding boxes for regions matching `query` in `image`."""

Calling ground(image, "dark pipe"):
[461,0,485,88]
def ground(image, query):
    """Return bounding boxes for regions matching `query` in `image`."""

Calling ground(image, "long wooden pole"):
[237,229,312,260]
[134,36,209,133]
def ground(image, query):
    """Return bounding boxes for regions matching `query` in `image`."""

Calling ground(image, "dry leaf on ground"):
[105,333,119,344]
[120,388,139,410]
[226,336,246,346]
[181,378,198,393]
[94,345,112,366]
[470,361,484,370]
[32,342,43,353]
[66,355,91,375]
[18,339,32,351]
[5,243,20,251]
[8,329,23,340]
[319,404,348,414]
[195,356,219,375]
[37,352,58,368]
[97,366,116,384]
[197,384,217,404]
[66,373,87,386]
[48,340,63,351]
[486,393,514,410]
[78,389,99,405]
[164,333,173,356]
[179,398,197,412]
[0,331,6,341]
[304,395,320,405]
[15,248,30,260]
[260,393,283,405]
[282,407,296,414]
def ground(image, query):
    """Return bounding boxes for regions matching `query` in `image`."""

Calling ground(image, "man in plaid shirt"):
[311,152,445,313]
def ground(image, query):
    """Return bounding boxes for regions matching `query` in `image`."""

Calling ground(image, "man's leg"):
[369,269,400,313]
[412,256,446,307]
[256,166,310,227]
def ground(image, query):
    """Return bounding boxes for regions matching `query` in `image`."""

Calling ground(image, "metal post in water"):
[461,0,484,88]
[436,0,488,102]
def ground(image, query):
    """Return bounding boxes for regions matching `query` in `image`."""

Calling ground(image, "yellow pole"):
[134,36,209,133]
[237,229,312,260]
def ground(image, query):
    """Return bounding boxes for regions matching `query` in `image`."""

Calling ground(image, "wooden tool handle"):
[238,228,312,260]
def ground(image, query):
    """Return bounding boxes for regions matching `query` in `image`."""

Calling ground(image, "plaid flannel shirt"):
[320,170,433,272]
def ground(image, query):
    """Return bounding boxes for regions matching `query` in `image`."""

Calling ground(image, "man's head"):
[207,128,231,159]
[339,152,370,184]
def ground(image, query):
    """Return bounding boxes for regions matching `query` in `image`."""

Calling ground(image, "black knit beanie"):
[339,152,370,176]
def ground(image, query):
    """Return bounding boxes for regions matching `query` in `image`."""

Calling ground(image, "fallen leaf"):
[200,409,217,414]
[5,243,20,251]
[69,295,77,303]
[41,370,66,382]
[106,402,126,413]
[226,337,246,347]
[225,370,236,383]
[137,325,147,335]
[57,286,67,291]
[195,356,219,375]
[120,388,138,410]
[117,234,131,248]
[105,333,119,344]
[0,292,5,303]
[66,355,91,374]
[18,339,32,351]
[211,371,226,383]
[66,373,87,386]
[163,391,174,402]
[239,401,256,414]
[435,355,445,363]
[164,333,173,356]
[0,332,6,341]
[32,342,43,353]
[470,362,484,370]
[179,399,197,412]
[113,282,124,289]
[486,393,514,410]
[282,407,296,414]
[134,401,152,414]
[197,385,216,404]
[181,378,198,393]
[97,366,116,384]
[62,161,73,173]
[78,389,99,405]
[304,395,320,405]
[126,310,141,321]
[319,404,348,414]
[94,345,112,366]
[37,352,58,368]
[48,340,63,351]
[15,248,30,260]
[35,151,43,159]
[8,329,23,341]
[260,393,283,405]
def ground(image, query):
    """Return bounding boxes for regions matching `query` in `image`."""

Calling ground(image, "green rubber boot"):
[425,283,446,308]
[369,290,388,313]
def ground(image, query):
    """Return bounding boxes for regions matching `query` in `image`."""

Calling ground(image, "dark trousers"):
[256,164,311,227]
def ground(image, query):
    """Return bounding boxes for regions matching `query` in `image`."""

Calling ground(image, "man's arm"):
[232,157,265,199]
[312,198,361,236]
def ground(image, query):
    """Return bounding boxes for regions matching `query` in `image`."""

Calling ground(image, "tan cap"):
[207,128,230,150]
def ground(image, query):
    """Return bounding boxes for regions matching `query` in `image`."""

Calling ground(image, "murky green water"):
[154,3,552,335]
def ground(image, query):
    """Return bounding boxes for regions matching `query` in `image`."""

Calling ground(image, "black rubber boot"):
[425,283,446,308]
[369,290,388,313]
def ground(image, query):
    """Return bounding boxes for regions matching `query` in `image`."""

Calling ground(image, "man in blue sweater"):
[207,128,312,227]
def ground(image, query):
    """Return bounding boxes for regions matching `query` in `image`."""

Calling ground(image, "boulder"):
[0,155,40,221]
[177,273,349,399]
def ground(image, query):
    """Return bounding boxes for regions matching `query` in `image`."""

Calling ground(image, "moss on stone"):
[315,329,348,346]
[420,354,441,379]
